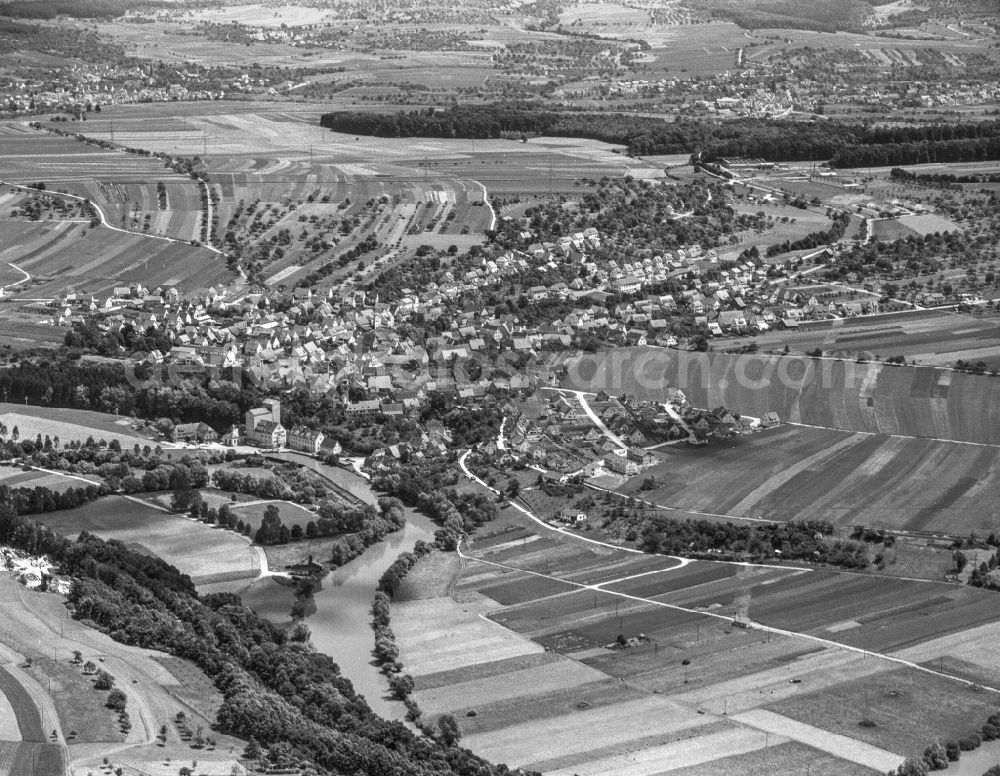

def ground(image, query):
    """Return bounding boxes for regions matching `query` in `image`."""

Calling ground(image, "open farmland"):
[0,405,152,449]
[711,308,1000,368]
[0,124,207,241]
[393,502,1000,775]
[561,346,1000,443]
[80,103,660,191]
[0,126,230,298]
[37,496,260,586]
[611,424,1000,534]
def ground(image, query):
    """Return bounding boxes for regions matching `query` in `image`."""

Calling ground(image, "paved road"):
[0,666,65,776]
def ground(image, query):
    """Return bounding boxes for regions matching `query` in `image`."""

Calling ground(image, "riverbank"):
[307,504,437,723]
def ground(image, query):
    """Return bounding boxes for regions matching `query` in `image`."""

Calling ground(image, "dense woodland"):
[320,107,1000,166]
[0,497,525,776]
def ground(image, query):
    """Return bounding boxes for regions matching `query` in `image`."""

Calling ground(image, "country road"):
[455,450,1000,704]
[0,179,224,257]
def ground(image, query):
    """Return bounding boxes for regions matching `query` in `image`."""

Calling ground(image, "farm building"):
[173,422,218,443]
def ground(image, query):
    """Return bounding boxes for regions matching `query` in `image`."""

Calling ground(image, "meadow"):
[0,405,151,448]
[36,496,260,586]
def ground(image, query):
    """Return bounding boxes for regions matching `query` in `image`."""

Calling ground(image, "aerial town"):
[1,2,1000,776]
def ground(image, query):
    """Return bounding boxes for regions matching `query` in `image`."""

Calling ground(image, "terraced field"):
[0,126,229,297]
[393,510,1000,776]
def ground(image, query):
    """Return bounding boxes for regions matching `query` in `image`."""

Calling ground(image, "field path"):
[0,179,224,258]
[731,709,903,772]
[458,450,653,558]
[2,262,30,291]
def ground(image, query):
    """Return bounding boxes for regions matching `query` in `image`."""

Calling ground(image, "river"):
[306,502,437,723]
[948,740,1000,776]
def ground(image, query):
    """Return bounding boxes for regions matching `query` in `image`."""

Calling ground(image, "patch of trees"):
[890,168,1000,187]
[968,547,1000,591]
[0,357,256,432]
[766,211,850,257]
[889,710,1000,775]
[377,540,432,598]
[372,461,499,550]
[322,106,1000,165]
[0,0,142,19]
[832,136,1000,169]
[211,464,332,505]
[633,516,869,568]
[325,497,407,566]
[0,480,107,516]
[371,588,422,724]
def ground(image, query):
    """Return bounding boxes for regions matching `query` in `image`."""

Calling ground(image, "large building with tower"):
[244,398,286,449]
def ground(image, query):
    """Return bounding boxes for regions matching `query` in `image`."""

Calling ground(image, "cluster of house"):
[2,62,288,116]
[37,245,880,437]
[471,390,778,480]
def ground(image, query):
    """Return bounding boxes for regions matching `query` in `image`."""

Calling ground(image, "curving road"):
[0,179,224,257]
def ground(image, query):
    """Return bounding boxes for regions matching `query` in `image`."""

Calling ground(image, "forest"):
[0,496,525,776]
[320,106,1000,166]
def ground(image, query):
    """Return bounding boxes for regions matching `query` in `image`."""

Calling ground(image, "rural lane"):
[457,449,681,562]
[0,179,224,257]
[454,536,1000,706]
[552,388,627,448]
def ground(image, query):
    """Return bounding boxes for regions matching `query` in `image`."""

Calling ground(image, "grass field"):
[24,657,122,745]
[37,496,259,586]
[229,500,316,533]
[0,405,151,449]
[0,566,248,776]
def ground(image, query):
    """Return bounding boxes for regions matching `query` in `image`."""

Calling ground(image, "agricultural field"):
[560,346,1000,443]
[711,308,1000,368]
[0,466,102,493]
[0,406,153,449]
[610,423,1000,534]
[0,574,246,776]
[0,126,230,300]
[36,496,260,586]
[393,507,1000,776]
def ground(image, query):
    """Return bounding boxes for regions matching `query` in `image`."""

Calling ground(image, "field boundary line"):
[0,179,224,257]
[784,420,1000,449]
[455,542,1000,698]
